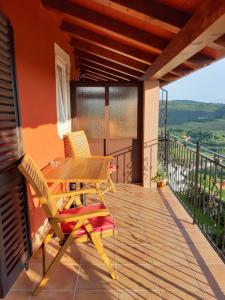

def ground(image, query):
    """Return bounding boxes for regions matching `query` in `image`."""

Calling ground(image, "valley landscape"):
[166,100,225,155]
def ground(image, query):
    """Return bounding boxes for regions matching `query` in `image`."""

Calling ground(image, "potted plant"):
[153,167,167,188]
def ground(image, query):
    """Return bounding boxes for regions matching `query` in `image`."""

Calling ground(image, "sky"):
[164,57,225,103]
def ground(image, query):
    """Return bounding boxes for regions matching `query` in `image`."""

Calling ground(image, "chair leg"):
[96,183,105,204]
[32,222,83,295]
[109,175,116,193]
[85,223,116,280]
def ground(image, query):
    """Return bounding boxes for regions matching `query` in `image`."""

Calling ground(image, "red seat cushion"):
[59,203,116,236]
[109,164,116,174]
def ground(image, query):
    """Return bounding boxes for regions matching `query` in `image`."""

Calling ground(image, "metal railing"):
[159,133,225,261]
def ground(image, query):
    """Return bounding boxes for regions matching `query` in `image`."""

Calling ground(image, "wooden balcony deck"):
[4,184,225,300]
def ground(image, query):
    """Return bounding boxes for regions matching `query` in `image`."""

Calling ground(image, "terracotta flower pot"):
[157,179,167,188]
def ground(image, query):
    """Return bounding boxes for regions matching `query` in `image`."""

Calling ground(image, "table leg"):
[80,183,86,205]
[69,183,77,208]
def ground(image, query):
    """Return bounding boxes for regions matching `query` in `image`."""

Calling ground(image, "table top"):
[42,157,111,184]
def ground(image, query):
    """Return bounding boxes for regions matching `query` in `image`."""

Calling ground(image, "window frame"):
[54,43,71,138]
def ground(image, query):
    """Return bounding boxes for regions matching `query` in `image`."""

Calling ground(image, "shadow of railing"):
[107,145,133,184]
[143,138,158,187]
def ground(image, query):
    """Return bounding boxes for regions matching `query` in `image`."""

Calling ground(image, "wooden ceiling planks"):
[76,50,143,79]
[70,37,149,72]
[80,67,118,81]
[42,0,225,84]
[78,58,133,81]
[62,21,157,64]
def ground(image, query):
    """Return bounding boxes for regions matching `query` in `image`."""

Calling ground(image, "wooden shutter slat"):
[5,226,25,254]
[0,46,10,59]
[0,96,14,105]
[0,12,31,298]
[0,15,8,27]
[0,79,12,90]
[0,30,9,43]
[0,121,17,129]
[0,62,11,75]
[0,24,8,36]
[0,113,16,121]
[0,187,21,210]
[0,104,15,112]
[0,39,10,52]
[6,248,26,276]
[0,70,12,81]
[3,218,25,244]
[0,160,17,172]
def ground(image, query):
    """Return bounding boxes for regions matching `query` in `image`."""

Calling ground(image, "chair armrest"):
[51,187,97,199]
[59,208,110,223]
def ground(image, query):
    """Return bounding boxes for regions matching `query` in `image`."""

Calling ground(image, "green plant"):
[153,166,167,182]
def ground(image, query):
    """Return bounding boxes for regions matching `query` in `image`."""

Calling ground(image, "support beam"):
[76,50,143,78]
[142,80,159,188]
[42,0,169,53]
[92,0,190,34]
[78,58,131,81]
[71,37,148,72]
[62,21,156,64]
[141,0,225,80]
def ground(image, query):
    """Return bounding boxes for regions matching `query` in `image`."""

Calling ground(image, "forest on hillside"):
[165,100,225,155]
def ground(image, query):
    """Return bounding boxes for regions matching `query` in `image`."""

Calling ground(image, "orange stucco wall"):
[0,0,79,237]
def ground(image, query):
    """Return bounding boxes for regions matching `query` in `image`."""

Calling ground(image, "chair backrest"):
[65,131,91,158]
[18,154,64,240]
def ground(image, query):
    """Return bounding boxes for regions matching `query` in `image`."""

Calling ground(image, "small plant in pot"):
[153,167,167,188]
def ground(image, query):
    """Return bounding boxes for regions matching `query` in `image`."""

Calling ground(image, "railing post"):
[166,131,169,174]
[193,142,200,224]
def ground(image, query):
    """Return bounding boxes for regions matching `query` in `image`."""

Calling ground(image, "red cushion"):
[59,203,116,235]
[109,164,116,174]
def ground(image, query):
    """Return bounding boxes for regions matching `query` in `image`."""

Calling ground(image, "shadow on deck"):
[5,184,225,300]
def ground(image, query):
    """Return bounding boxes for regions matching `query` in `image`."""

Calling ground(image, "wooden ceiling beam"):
[80,74,99,81]
[61,21,156,64]
[67,22,193,78]
[71,37,148,72]
[80,68,118,81]
[141,0,225,80]
[92,0,190,34]
[82,72,108,81]
[78,58,132,81]
[42,0,169,53]
[76,49,143,78]
[96,0,225,55]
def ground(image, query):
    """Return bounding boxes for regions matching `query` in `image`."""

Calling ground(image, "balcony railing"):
[158,133,225,261]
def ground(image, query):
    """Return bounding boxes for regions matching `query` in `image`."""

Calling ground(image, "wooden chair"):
[64,131,116,202]
[18,154,117,295]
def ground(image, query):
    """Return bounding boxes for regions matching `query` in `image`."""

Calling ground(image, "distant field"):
[168,118,225,132]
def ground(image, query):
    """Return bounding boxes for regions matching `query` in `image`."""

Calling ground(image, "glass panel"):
[109,86,138,139]
[76,87,105,138]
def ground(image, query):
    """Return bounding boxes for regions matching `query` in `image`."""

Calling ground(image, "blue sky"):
[164,57,225,103]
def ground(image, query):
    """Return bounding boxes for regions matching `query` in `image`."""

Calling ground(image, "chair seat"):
[59,203,116,235]
[109,164,116,174]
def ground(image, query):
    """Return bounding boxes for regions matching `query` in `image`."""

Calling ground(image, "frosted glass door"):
[109,86,138,139]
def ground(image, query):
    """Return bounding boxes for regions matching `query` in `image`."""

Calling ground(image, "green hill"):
[163,100,225,155]
[167,100,225,126]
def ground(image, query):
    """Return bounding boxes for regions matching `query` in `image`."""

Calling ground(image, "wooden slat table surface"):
[42,157,111,184]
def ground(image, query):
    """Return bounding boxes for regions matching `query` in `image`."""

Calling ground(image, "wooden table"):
[43,157,111,204]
